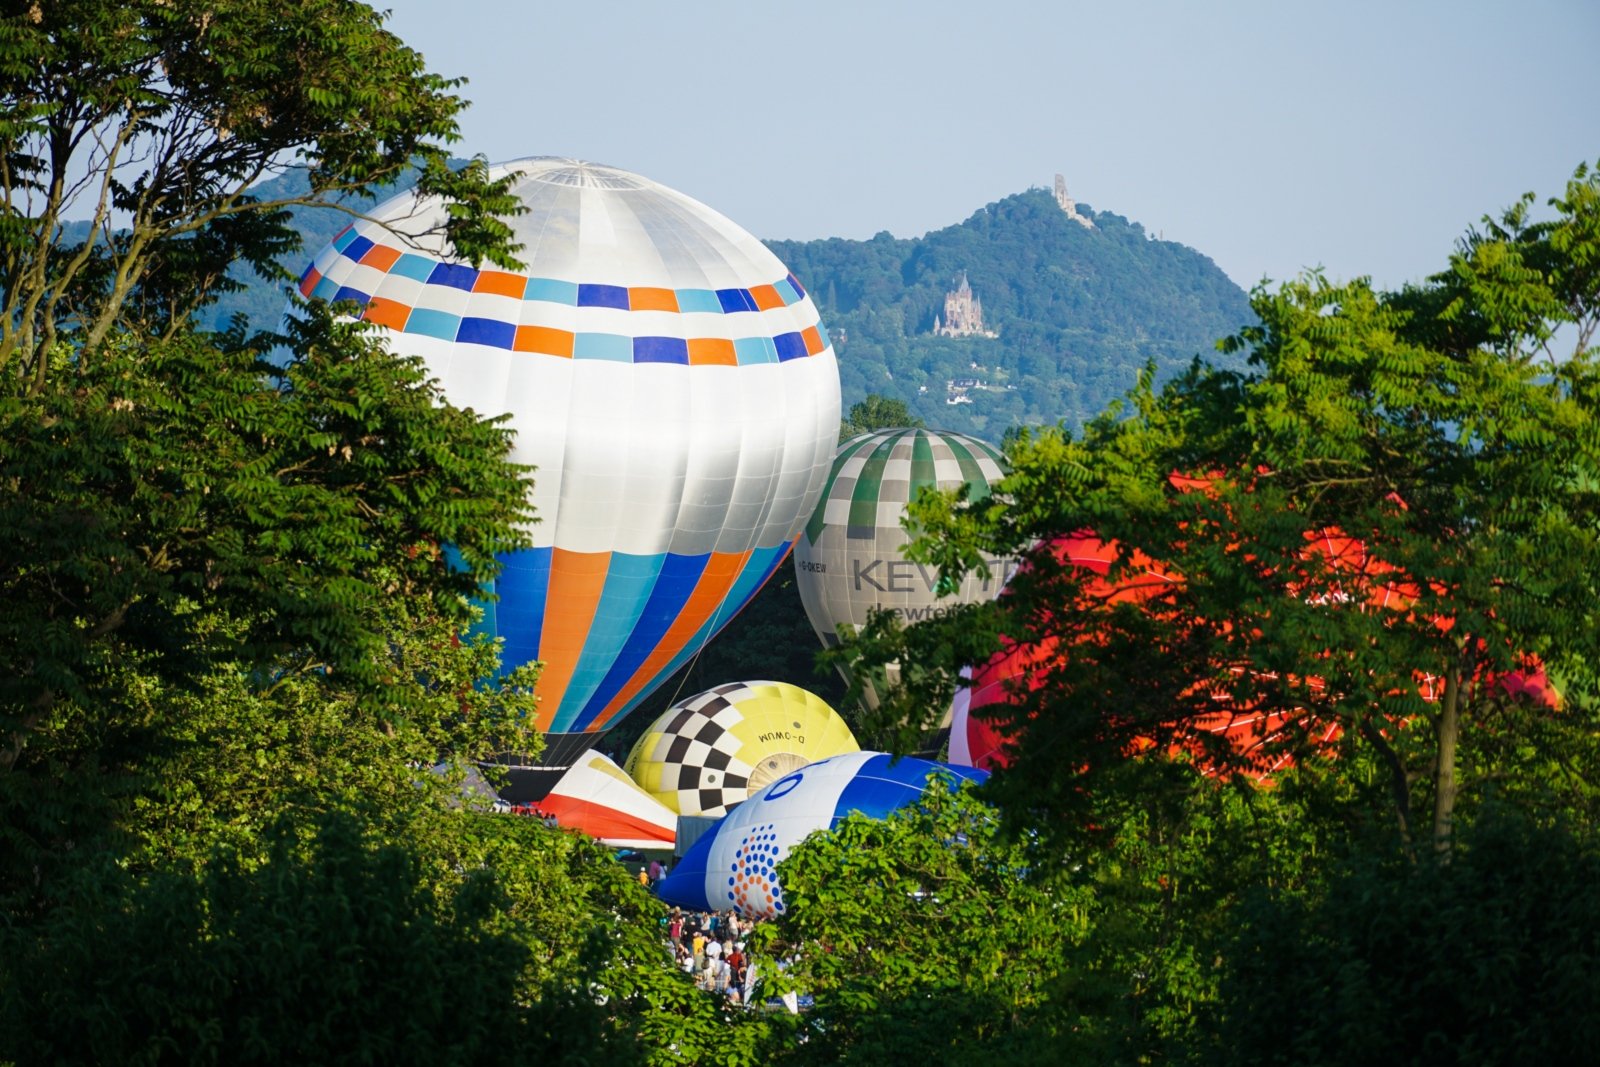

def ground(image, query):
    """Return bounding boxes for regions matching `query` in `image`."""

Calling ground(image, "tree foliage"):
[0,6,786,1063]
[5,812,581,1066]
[847,164,1600,863]
[0,0,523,387]
[2,805,785,1067]
[1206,809,1600,1067]
[840,392,924,438]
[751,780,1101,1064]
[0,310,542,906]
[750,774,1335,1066]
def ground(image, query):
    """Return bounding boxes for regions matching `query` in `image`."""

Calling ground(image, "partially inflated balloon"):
[655,751,987,918]
[537,750,678,850]
[949,533,1179,771]
[794,428,1016,704]
[946,522,1558,781]
[624,680,858,817]
[947,665,1013,770]
[299,159,841,762]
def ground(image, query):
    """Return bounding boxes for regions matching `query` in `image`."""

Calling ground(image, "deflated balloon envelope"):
[297,158,842,762]
[656,751,987,919]
[538,750,678,850]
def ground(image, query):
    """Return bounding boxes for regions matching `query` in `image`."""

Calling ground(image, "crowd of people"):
[495,805,776,1004]
[664,907,759,1003]
[507,803,560,829]
[633,854,807,1011]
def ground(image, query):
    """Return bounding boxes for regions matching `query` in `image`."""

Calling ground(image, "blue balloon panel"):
[657,751,987,918]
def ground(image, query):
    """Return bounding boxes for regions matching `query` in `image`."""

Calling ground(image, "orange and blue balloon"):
[299,159,841,761]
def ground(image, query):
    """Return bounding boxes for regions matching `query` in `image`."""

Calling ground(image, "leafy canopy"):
[751,780,1099,1064]
[846,162,1600,858]
[0,311,541,903]
[0,0,524,387]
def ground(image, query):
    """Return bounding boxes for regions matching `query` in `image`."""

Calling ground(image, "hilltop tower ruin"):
[1054,173,1094,229]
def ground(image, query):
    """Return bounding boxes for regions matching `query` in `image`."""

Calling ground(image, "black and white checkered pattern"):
[645,683,761,816]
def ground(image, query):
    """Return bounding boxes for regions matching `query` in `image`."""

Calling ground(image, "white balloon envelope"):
[298,158,841,759]
[655,750,987,918]
[538,749,678,850]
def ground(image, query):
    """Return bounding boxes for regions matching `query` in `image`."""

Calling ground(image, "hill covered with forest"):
[770,187,1254,434]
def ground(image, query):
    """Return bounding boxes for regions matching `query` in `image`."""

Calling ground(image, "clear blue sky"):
[382,0,1599,292]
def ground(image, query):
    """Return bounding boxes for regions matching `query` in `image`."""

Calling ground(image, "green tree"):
[0,3,535,885]
[1205,809,1600,1067]
[0,6,767,1064]
[750,774,1330,1066]
[0,0,523,387]
[751,780,1102,1064]
[850,163,1600,863]
[2,805,784,1067]
[0,311,540,904]
[3,812,593,1066]
[840,393,924,439]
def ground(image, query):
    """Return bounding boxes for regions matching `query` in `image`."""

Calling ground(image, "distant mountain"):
[768,188,1253,435]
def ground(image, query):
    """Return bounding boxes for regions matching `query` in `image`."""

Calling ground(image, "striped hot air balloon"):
[793,428,1017,708]
[298,158,841,766]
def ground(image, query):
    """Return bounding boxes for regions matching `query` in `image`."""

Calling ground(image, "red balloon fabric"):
[947,494,1559,781]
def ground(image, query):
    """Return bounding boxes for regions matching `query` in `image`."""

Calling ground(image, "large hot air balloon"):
[793,428,1017,706]
[655,751,987,918]
[624,680,859,817]
[298,158,841,766]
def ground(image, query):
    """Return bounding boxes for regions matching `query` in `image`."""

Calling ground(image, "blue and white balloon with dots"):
[656,751,987,919]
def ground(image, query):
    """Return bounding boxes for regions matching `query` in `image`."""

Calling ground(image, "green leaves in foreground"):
[0,313,537,903]
[1,810,673,1067]
[1209,809,1600,1067]
[752,780,1105,1065]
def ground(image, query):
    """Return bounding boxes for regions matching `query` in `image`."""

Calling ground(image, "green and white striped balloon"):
[793,428,1018,705]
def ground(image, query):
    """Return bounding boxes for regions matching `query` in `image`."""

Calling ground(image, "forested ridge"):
[770,188,1254,433]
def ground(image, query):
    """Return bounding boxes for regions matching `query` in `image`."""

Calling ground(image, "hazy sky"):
[381,0,1599,292]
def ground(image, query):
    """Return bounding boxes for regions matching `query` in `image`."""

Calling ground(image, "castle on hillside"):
[932,271,997,338]
[1055,174,1094,229]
